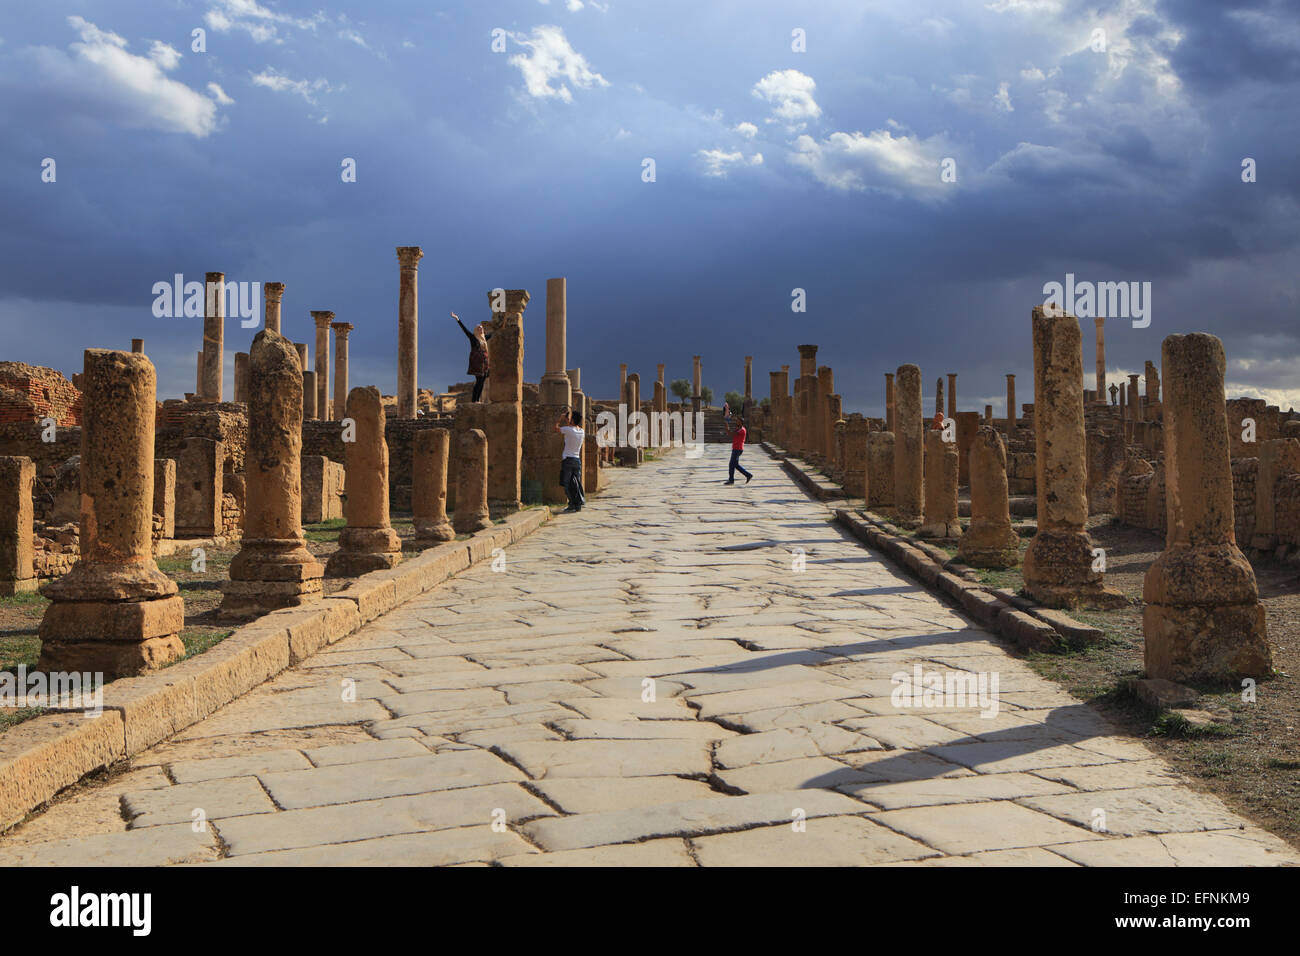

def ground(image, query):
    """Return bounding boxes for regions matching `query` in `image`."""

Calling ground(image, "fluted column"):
[311,311,333,420]
[332,321,352,420]
[396,246,423,418]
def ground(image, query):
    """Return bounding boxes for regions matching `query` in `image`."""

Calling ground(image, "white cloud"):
[207,82,235,105]
[733,121,758,138]
[752,69,821,128]
[205,0,323,44]
[32,16,225,137]
[993,81,1014,112]
[507,25,608,103]
[251,67,335,106]
[698,148,743,177]
[788,128,949,196]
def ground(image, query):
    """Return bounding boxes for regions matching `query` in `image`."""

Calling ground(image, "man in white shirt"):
[554,409,586,513]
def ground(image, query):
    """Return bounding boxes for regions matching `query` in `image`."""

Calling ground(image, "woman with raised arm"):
[452,312,492,402]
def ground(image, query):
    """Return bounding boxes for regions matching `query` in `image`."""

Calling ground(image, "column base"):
[488,499,519,520]
[1144,602,1271,683]
[37,593,185,678]
[324,526,402,577]
[1024,528,1126,608]
[414,519,456,546]
[453,511,492,535]
[918,521,963,540]
[957,525,1021,569]
[218,579,323,620]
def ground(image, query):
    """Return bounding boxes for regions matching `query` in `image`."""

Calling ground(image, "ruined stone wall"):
[0,422,82,476]
[1275,474,1300,548]
[1232,457,1258,545]
[0,362,82,426]
[1007,449,1036,495]
[156,402,248,473]
[1117,471,1153,527]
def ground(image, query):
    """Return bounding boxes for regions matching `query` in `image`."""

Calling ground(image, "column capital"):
[205,271,225,283]
[311,310,335,327]
[396,246,424,269]
[487,289,529,313]
[331,322,354,338]
[1006,372,1016,380]
[264,282,285,302]
[797,344,819,357]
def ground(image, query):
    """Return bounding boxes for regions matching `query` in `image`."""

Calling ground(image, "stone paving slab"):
[4,448,1298,866]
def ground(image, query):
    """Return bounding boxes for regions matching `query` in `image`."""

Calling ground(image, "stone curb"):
[0,506,554,832]
[833,508,1106,654]
[764,443,846,501]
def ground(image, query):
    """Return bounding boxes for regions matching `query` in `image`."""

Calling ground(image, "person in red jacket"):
[724,414,752,485]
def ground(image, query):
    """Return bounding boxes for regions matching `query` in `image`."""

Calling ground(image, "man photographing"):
[553,409,586,513]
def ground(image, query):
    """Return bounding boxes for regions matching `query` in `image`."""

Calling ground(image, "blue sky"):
[1,0,1298,415]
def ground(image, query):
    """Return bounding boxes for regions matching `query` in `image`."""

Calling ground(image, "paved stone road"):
[3,446,1298,866]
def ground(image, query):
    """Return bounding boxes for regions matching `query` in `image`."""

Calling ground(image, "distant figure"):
[724,414,752,485]
[553,409,586,513]
[452,312,492,402]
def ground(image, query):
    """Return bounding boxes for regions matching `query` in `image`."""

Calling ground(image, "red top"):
[731,426,747,450]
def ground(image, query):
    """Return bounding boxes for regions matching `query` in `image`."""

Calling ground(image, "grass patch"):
[304,518,346,543]
[0,706,45,733]
[178,628,234,661]
[1,589,47,607]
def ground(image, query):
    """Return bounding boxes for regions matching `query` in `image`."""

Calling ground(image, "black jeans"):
[560,457,585,510]
[728,448,752,482]
[472,376,486,402]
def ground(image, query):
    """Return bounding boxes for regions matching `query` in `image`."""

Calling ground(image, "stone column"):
[893,364,923,527]
[935,377,944,418]
[194,351,203,398]
[567,368,581,393]
[744,356,753,401]
[885,372,895,433]
[584,431,601,495]
[453,428,492,534]
[1005,374,1016,434]
[312,311,333,421]
[955,411,981,485]
[843,417,869,498]
[867,433,895,509]
[264,282,285,334]
[0,457,36,595]
[395,246,423,418]
[817,366,834,462]
[1127,374,1140,420]
[1145,360,1160,405]
[486,289,527,517]
[332,322,352,420]
[946,373,957,421]
[958,426,1020,568]
[1144,334,1271,681]
[233,352,250,403]
[984,404,993,425]
[153,458,175,540]
[294,343,308,370]
[325,386,402,575]
[302,371,317,420]
[1023,306,1122,607]
[620,363,629,396]
[540,277,572,406]
[220,330,323,618]
[202,271,224,401]
[656,363,665,385]
[1094,316,1106,399]
[413,428,455,544]
[131,339,143,353]
[653,380,666,419]
[691,356,701,413]
[920,430,961,539]
[38,350,183,677]
[769,371,784,446]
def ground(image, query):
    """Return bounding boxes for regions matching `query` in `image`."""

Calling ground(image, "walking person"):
[724,413,752,485]
[554,409,586,512]
[452,312,492,402]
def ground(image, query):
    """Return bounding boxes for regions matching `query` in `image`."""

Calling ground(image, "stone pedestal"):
[153,458,175,540]
[131,339,143,353]
[38,350,183,677]
[1023,307,1123,608]
[486,289,527,517]
[326,387,402,576]
[958,427,1020,568]
[893,364,923,526]
[413,429,456,544]
[174,438,224,537]
[955,411,981,485]
[867,433,895,509]
[264,281,284,334]
[397,247,423,418]
[454,428,492,534]
[920,430,961,539]
[0,457,37,595]
[1144,333,1271,682]
[584,431,601,495]
[220,330,324,617]
[332,322,352,421]
[202,272,224,401]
